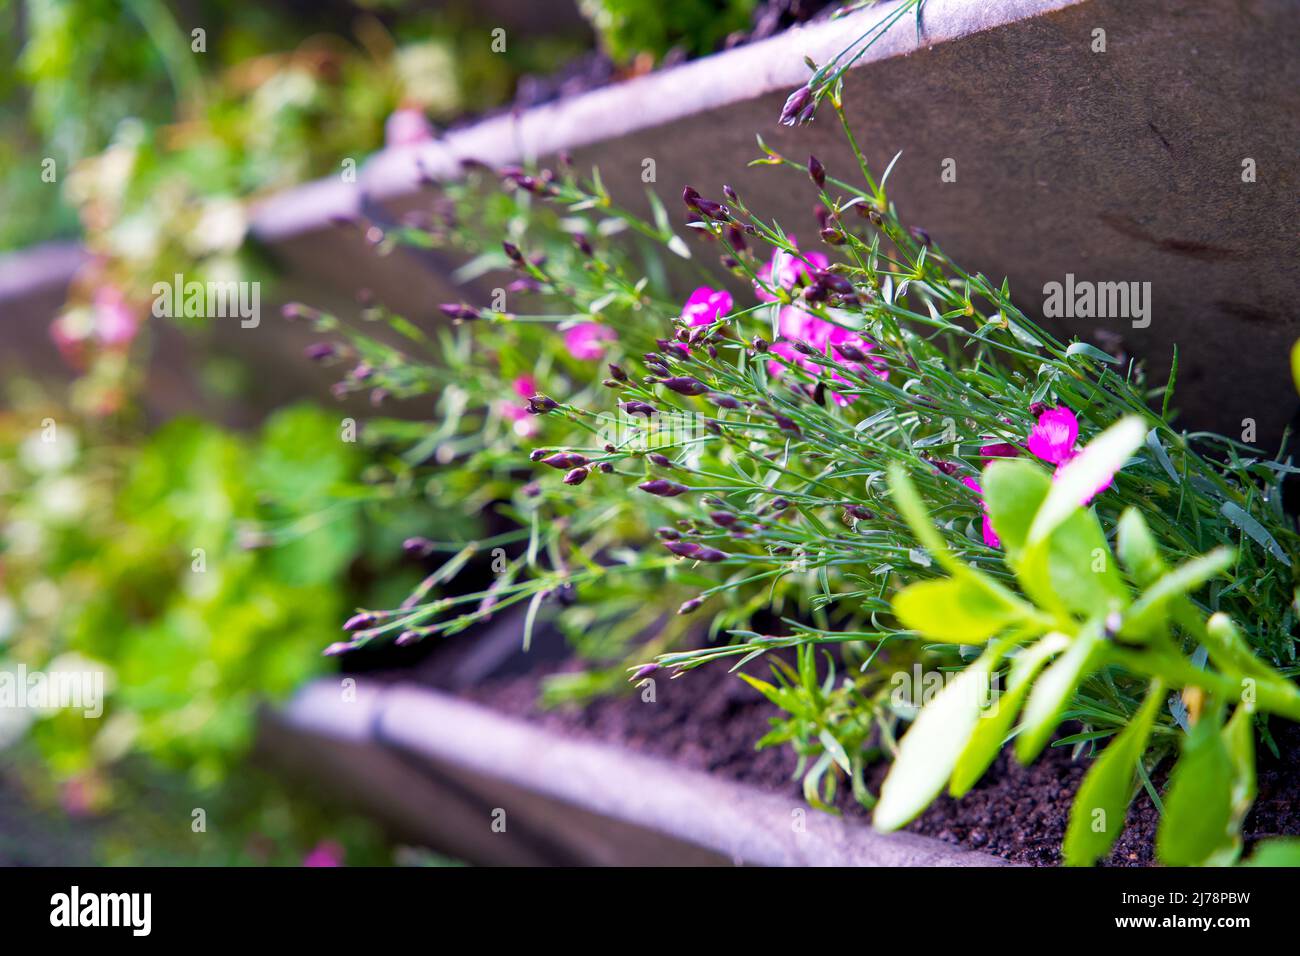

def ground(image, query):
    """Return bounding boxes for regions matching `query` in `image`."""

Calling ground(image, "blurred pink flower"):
[754,239,828,302]
[500,375,540,436]
[385,108,435,147]
[93,285,138,346]
[682,287,733,326]
[303,840,345,867]
[962,476,1001,548]
[564,322,615,360]
[767,306,887,405]
[980,442,1020,461]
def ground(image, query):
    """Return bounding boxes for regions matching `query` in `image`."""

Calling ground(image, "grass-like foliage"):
[295,82,1300,863]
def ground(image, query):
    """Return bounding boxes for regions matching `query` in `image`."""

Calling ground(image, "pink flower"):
[93,286,138,346]
[682,287,733,326]
[385,108,435,147]
[564,322,615,360]
[754,239,829,302]
[1027,407,1079,465]
[499,375,540,436]
[980,442,1020,461]
[766,306,887,405]
[1027,406,1113,504]
[303,840,345,868]
[962,476,1001,548]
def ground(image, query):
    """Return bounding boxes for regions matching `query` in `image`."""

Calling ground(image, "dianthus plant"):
[293,85,1300,861]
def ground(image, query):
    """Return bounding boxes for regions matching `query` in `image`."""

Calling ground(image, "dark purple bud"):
[694,547,728,562]
[910,226,932,247]
[682,185,701,210]
[639,479,688,497]
[352,363,373,382]
[772,498,790,510]
[529,449,550,462]
[502,241,523,263]
[305,343,336,361]
[726,225,747,253]
[695,199,731,221]
[665,540,702,558]
[439,303,480,322]
[573,233,593,256]
[677,598,703,615]
[844,505,876,521]
[708,393,740,409]
[622,400,656,417]
[927,458,959,476]
[751,336,769,353]
[704,420,722,436]
[522,482,541,498]
[541,452,587,470]
[809,155,826,188]
[723,184,739,202]
[656,526,681,540]
[773,414,801,436]
[322,641,356,657]
[835,342,867,362]
[608,363,628,382]
[779,85,815,126]
[403,537,435,557]
[395,631,421,647]
[647,453,672,467]
[1029,402,1049,417]
[710,511,738,528]
[820,227,845,245]
[603,443,617,453]
[343,612,377,631]
[527,395,558,414]
[814,204,831,229]
[631,663,661,681]
[793,340,818,356]
[720,255,739,270]
[563,467,589,486]
[598,462,614,474]
[661,376,708,396]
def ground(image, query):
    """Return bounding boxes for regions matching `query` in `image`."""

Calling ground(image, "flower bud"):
[639,479,688,497]
[541,452,587,470]
[661,376,708,396]
[563,467,589,486]
[808,155,826,188]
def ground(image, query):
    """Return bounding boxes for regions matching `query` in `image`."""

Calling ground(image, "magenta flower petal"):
[981,514,1002,549]
[564,322,616,360]
[682,287,733,326]
[1027,406,1079,465]
[980,442,1020,461]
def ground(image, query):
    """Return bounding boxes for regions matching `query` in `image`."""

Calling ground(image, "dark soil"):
[458,653,1300,866]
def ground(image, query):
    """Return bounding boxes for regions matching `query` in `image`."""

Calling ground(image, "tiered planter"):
[5,0,1296,864]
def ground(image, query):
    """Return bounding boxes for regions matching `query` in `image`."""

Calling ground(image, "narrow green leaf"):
[1120,547,1235,641]
[1063,680,1164,867]
[1221,501,1292,567]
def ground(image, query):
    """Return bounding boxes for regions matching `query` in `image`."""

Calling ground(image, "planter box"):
[6,0,1295,436]
[259,675,1006,867]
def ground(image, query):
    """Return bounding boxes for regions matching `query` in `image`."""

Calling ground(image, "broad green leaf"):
[1116,508,1165,586]
[1016,621,1104,763]
[1020,508,1128,618]
[1027,417,1145,546]
[1157,710,1234,866]
[874,653,996,832]
[1206,703,1258,867]
[892,576,1025,643]
[982,459,1051,556]
[1203,612,1278,681]
[950,634,1066,797]
[1063,681,1164,867]
[1243,838,1300,866]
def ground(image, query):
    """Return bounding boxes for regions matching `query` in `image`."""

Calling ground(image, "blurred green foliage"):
[579,0,756,63]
